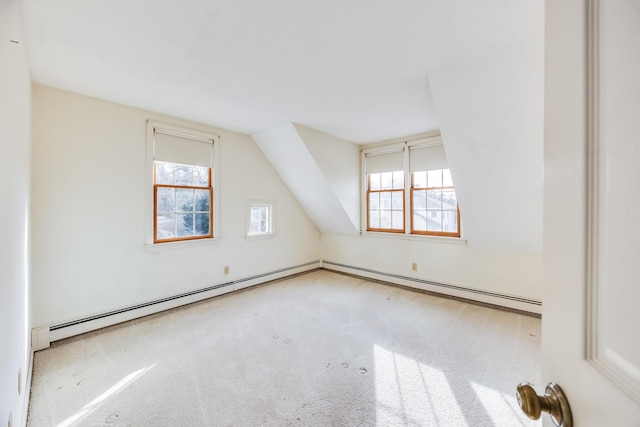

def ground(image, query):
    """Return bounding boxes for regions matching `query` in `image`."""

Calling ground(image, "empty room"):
[2,0,639,426]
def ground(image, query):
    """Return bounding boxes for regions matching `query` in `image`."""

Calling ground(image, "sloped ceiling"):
[21,1,544,251]
[253,124,359,236]
[428,40,544,251]
[21,0,542,144]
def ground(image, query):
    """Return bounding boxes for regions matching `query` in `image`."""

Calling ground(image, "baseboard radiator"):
[32,261,320,350]
[32,258,541,350]
[321,260,542,315]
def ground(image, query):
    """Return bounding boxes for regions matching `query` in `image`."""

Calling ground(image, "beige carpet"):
[27,270,541,426]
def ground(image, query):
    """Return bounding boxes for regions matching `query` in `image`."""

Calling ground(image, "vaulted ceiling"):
[21,0,542,144]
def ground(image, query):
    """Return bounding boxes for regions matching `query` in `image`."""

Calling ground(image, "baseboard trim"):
[321,260,542,315]
[37,261,320,347]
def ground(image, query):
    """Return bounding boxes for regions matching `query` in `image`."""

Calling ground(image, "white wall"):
[0,1,32,425]
[428,40,544,252]
[253,123,358,235]
[31,85,320,329]
[320,234,542,312]
[293,124,361,229]
[316,127,543,313]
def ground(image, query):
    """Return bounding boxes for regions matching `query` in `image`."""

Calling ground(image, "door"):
[542,0,640,426]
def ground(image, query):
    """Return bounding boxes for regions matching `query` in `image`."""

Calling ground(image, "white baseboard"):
[34,261,320,349]
[322,260,542,315]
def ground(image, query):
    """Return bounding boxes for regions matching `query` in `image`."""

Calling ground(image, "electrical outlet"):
[18,368,21,395]
[224,266,229,275]
[411,262,418,272]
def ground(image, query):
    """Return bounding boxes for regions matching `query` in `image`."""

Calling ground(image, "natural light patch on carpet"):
[57,364,155,427]
[374,344,469,426]
[471,381,530,427]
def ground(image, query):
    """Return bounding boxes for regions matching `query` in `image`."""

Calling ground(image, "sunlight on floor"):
[56,364,155,427]
[374,344,469,426]
[470,381,532,427]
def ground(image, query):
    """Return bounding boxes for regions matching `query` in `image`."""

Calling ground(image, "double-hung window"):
[363,137,461,238]
[147,121,219,244]
[365,148,405,232]
[409,144,460,236]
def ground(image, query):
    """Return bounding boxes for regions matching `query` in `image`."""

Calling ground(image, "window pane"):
[369,173,381,191]
[177,188,194,212]
[194,190,210,212]
[381,172,393,190]
[427,170,442,188]
[155,161,175,185]
[391,191,403,210]
[392,171,404,189]
[250,216,260,234]
[369,193,379,210]
[380,210,392,229]
[392,210,403,229]
[427,210,442,232]
[380,192,391,209]
[193,166,209,187]
[413,190,426,210]
[426,190,442,210]
[156,213,176,239]
[413,171,427,188]
[442,190,457,210]
[413,211,427,231]
[369,210,380,229]
[157,187,175,213]
[250,207,260,221]
[248,205,272,235]
[175,164,192,186]
[442,211,458,233]
[177,213,194,237]
[194,213,210,235]
[443,169,453,187]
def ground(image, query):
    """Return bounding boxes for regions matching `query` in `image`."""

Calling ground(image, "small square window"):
[246,201,274,239]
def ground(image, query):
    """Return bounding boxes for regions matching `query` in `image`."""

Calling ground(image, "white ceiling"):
[21,0,542,144]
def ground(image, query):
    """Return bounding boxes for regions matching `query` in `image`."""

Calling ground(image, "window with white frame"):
[246,201,274,238]
[147,121,219,244]
[362,138,460,238]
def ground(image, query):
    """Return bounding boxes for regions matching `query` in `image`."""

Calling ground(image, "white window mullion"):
[403,142,410,235]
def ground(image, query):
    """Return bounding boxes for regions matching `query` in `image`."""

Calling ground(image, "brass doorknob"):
[516,382,572,427]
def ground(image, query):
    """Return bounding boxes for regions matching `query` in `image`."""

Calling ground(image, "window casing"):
[246,201,274,238]
[146,121,220,245]
[154,161,213,243]
[410,169,460,236]
[362,137,461,238]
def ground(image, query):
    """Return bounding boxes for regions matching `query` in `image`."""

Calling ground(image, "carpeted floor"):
[27,270,541,426]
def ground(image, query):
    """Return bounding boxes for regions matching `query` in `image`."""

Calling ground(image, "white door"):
[542,0,640,426]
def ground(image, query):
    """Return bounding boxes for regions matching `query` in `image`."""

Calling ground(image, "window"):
[362,137,461,238]
[246,201,274,238]
[367,171,404,232]
[147,121,219,244]
[411,169,459,236]
[154,161,212,242]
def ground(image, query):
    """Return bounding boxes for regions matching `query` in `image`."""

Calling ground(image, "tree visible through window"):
[154,161,213,242]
